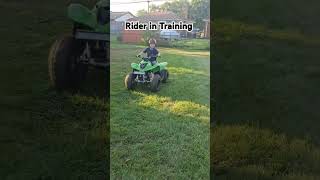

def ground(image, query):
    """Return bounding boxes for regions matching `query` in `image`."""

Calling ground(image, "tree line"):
[136,0,209,30]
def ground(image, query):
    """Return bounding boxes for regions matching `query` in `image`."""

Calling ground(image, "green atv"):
[125,56,169,92]
[48,0,109,90]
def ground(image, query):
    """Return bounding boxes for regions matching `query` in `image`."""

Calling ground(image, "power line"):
[111,0,149,5]
[111,0,172,13]
[110,0,171,5]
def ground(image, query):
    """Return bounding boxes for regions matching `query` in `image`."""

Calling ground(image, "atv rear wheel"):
[161,69,169,83]
[125,72,136,90]
[48,36,87,90]
[150,74,161,92]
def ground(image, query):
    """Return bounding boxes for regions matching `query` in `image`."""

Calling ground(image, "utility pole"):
[147,0,150,13]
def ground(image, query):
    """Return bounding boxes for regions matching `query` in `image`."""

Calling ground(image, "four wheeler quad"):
[125,56,169,92]
[48,0,109,90]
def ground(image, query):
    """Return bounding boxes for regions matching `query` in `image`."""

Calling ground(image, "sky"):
[110,0,168,15]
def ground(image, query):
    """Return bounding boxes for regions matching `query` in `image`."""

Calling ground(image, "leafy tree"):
[150,4,160,12]
[141,31,158,45]
[189,0,210,29]
[136,9,148,16]
[135,0,209,29]
[160,0,190,19]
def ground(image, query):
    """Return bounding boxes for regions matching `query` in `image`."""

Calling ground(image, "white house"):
[111,11,135,34]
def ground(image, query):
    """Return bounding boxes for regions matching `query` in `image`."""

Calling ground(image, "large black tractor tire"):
[150,74,161,92]
[125,73,136,90]
[161,69,169,83]
[48,36,87,90]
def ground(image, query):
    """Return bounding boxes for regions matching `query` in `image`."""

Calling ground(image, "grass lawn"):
[211,18,320,179]
[0,1,108,179]
[170,39,210,50]
[212,2,320,179]
[110,40,210,179]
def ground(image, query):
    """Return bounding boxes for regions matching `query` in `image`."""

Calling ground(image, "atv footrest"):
[133,71,145,75]
[135,80,149,83]
[75,30,109,41]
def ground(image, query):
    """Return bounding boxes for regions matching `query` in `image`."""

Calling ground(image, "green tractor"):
[125,56,169,92]
[48,1,109,90]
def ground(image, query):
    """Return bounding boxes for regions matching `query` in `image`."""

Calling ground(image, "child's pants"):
[151,60,157,65]
[149,57,157,65]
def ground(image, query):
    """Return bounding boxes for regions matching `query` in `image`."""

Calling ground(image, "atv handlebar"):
[136,55,161,58]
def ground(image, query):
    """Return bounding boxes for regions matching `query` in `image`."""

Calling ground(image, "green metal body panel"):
[94,0,109,8]
[67,0,109,33]
[68,4,96,28]
[131,60,167,73]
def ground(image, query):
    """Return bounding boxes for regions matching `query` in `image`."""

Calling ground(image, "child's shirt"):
[143,47,159,58]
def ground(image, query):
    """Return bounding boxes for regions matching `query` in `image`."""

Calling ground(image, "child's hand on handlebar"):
[136,54,141,58]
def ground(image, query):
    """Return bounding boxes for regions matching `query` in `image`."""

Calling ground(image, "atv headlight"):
[140,63,146,69]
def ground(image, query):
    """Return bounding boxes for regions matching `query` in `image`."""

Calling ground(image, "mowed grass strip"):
[110,40,210,179]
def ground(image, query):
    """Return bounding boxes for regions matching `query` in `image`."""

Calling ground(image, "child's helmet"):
[149,38,157,44]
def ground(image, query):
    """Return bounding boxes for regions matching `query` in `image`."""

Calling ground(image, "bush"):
[156,39,171,47]
[116,35,122,42]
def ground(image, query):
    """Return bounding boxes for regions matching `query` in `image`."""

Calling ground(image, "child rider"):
[137,38,160,65]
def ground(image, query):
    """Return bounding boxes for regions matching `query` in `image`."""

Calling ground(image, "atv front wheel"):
[161,69,169,83]
[48,36,87,90]
[150,74,161,92]
[125,73,136,90]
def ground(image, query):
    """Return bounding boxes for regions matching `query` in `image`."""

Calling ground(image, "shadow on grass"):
[211,125,320,179]
[1,69,109,179]
[74,68,109,98]
[213,20,320,144]
[212,19,320,179]
[0,0,110,178]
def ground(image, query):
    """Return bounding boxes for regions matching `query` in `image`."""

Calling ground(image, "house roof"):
[111,11,134,20]
[129,11,188,22]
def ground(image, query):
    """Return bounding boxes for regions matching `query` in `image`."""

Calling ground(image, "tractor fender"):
[68,4,96,29]
[68,3,110,33]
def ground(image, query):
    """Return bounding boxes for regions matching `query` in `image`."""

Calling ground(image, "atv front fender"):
[131,63,141,71]
[159,62,168,66]
[159,62,168,70]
